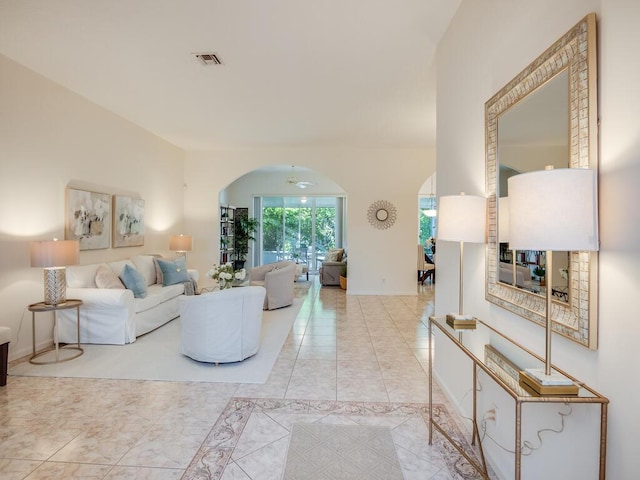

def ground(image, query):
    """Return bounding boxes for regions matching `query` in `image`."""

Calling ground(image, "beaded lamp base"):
[44,267,67,305]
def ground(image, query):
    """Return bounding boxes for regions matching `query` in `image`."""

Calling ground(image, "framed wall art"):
[65,188,112,250]
[113,195,145,248]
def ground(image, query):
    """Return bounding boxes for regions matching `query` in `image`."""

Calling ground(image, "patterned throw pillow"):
[325,248,344,262]
[95,265,125,289]
[119,264,148,298]
[156,257,190,286]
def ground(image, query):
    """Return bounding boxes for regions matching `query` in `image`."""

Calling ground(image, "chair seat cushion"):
[0,327,10,344]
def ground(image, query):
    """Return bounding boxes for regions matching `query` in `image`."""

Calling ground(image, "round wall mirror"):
[367,200,397,229]
[376,209,388,221]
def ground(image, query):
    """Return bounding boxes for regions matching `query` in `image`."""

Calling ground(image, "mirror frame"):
[485,14,598,349]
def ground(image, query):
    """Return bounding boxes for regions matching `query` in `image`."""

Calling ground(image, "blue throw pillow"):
[157,257,190,286]
[119,264,147,298]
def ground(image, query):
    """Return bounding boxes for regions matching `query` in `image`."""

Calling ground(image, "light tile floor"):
[1,278,486,479]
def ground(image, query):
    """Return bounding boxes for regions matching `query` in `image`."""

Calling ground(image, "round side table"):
[28,299,84,365]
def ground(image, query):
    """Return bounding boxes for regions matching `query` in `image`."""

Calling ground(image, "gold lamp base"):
[44,267,67,305]
[518,368,579,396]
[446,313,477,329]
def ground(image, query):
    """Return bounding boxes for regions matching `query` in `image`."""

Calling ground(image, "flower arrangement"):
[207,262,246,289]
[559,267,569,280]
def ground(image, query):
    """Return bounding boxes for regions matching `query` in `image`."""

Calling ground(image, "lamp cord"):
[479,402,573,456]
[456,380,573,457]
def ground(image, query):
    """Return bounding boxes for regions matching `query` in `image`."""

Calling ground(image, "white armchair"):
[179,286,266,364]
[248,261,297,310]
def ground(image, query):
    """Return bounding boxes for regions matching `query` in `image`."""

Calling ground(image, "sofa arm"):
[320,261,345,285]
[249,264,273,282]
[58,287,137,345]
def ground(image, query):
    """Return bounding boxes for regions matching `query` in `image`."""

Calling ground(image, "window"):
[256,196,345,273]
[419,196,437,255]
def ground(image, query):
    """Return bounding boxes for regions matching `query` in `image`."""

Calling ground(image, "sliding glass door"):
[258,196,343,273]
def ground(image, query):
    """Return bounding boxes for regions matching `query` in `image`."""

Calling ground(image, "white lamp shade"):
[30,240,79,267]
[437,194,486,243]
[508,168,598,251]
[169,235,193,251]
[498,197,509,243]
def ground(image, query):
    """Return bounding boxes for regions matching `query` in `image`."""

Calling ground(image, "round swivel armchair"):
[179,286,266,364]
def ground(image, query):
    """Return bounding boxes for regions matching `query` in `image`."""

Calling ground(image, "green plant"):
[533,266,545,278]
[340,264,347,278]
[234,216,260,262]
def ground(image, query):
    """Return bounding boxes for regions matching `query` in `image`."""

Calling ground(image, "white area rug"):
[10,296,305,384]
[283,423,403,480]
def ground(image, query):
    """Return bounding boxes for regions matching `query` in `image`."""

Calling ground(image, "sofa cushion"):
[134,283,184,313]
[66,263,103,288]
[95,265,125,289]
[132,255,158,286]
[119,264,147,298]
[157,257,190,286]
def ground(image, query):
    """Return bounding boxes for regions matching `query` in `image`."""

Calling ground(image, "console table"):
[428,316,608,480]
[29,299,83,365]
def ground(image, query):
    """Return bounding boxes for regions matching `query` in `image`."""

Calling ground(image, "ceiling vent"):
[193,52,223,65]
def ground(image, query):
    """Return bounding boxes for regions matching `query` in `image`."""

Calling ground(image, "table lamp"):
[169,234,192,258]
[508,166,598,394]
[30,239,80,305]
[437,193,486,326]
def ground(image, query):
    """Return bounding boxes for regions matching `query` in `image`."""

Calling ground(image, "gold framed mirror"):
[485,14,598,349]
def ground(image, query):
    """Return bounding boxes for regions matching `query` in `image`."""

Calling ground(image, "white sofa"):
[179,286,266,363]
[248,260,297,310]
[499,262,532,288]
[57,255,198,345]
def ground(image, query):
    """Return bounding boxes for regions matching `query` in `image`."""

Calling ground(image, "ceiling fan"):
[286,165,316,189]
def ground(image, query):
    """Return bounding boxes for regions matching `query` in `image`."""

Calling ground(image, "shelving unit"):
[427,316,609,480]
[219,205,235,264]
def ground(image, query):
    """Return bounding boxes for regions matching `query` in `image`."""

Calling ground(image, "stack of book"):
[445,313,477,329]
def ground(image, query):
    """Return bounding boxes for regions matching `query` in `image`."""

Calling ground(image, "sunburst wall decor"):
[367,200,397,230]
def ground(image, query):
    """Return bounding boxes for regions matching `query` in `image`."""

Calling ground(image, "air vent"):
[193,52,223,65]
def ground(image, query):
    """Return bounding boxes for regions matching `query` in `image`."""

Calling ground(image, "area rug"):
[283,423,403,480]
[9,295,307,384]
[182,398,486,480]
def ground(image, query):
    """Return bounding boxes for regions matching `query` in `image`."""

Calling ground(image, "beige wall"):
[184,148,436,295]
[436,1,639,478]
[0,55,186,360]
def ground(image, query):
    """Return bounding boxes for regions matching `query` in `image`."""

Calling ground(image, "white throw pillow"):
[95,265,125,289]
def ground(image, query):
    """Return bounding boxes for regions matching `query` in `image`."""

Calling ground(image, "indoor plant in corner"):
[233,216,260,270]
[339,264,347,290]
[533,266,546,286]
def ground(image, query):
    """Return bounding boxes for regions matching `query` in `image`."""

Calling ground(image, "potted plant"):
[533,266,546,286]
[233,216,260,270]
[339,264,347,290]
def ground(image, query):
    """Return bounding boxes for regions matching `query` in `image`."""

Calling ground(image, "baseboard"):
[346,290,418,296]
[8,340,53,364]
